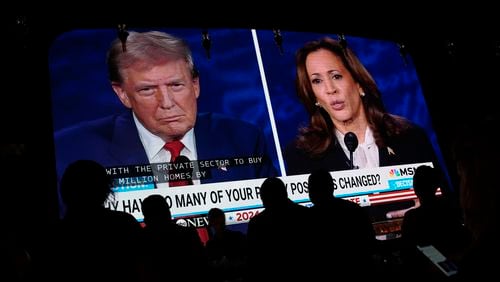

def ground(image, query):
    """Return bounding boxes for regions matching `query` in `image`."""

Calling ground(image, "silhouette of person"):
[49,160,143,282]
[452,118,499,281]
[206,207,247,282]
[246,177,311,281]
[140,194,208,282]
[307,168,376,280]
[401,165,469,279]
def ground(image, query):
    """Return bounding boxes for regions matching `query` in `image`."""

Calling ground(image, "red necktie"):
[164,140,192,187]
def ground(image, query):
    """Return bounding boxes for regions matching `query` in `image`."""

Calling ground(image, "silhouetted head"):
[60,160,113,211]
[308,169,335,205]
[413,165,439,204]
[208,207,226,233]
[259,177,289,210]
[141,194,172,227]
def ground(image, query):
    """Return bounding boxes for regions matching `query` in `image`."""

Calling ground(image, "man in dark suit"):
[54,30,277,189]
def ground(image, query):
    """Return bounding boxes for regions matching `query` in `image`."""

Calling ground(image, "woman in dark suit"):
[284,37,443,221]
[284,37,438,175]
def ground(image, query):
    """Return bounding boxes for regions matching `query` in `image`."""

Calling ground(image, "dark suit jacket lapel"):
[379,146,401,167]
[193,113,211,160]
[331,140,352,170]
[194,113,232,183]
[109,111,150,166]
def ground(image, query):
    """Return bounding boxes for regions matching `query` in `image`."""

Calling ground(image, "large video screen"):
[50,28,446,235]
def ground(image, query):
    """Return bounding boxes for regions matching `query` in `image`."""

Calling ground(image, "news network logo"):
[388,167,416,178]
[175,215,209,228]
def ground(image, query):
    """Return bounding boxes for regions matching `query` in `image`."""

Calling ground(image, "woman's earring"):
[315,102,320,107]
[360,92,366,97]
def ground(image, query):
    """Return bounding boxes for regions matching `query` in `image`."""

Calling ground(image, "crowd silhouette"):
[13,139,497,282]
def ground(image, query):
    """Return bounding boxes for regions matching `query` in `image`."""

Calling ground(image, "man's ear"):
[193,77,200,99]
[111,83,132,108]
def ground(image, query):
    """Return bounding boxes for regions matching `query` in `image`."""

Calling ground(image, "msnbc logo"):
[388,167,416,178]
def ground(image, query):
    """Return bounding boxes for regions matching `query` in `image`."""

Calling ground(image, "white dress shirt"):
[335,127,380,169]
[134,113,200,185]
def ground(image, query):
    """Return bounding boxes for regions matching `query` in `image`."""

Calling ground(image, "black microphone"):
[172,155,194,185]
[344,132,358,169]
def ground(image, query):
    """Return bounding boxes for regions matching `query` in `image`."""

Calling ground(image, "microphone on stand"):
[344,132,358,169]
[170,155,194,186]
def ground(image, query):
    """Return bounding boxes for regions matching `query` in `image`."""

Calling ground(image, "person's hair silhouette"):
[412,165,440,204]
[60,159,113,211]
[259,177,290,210]
[141,194,172,227]
[307,168,336,205]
